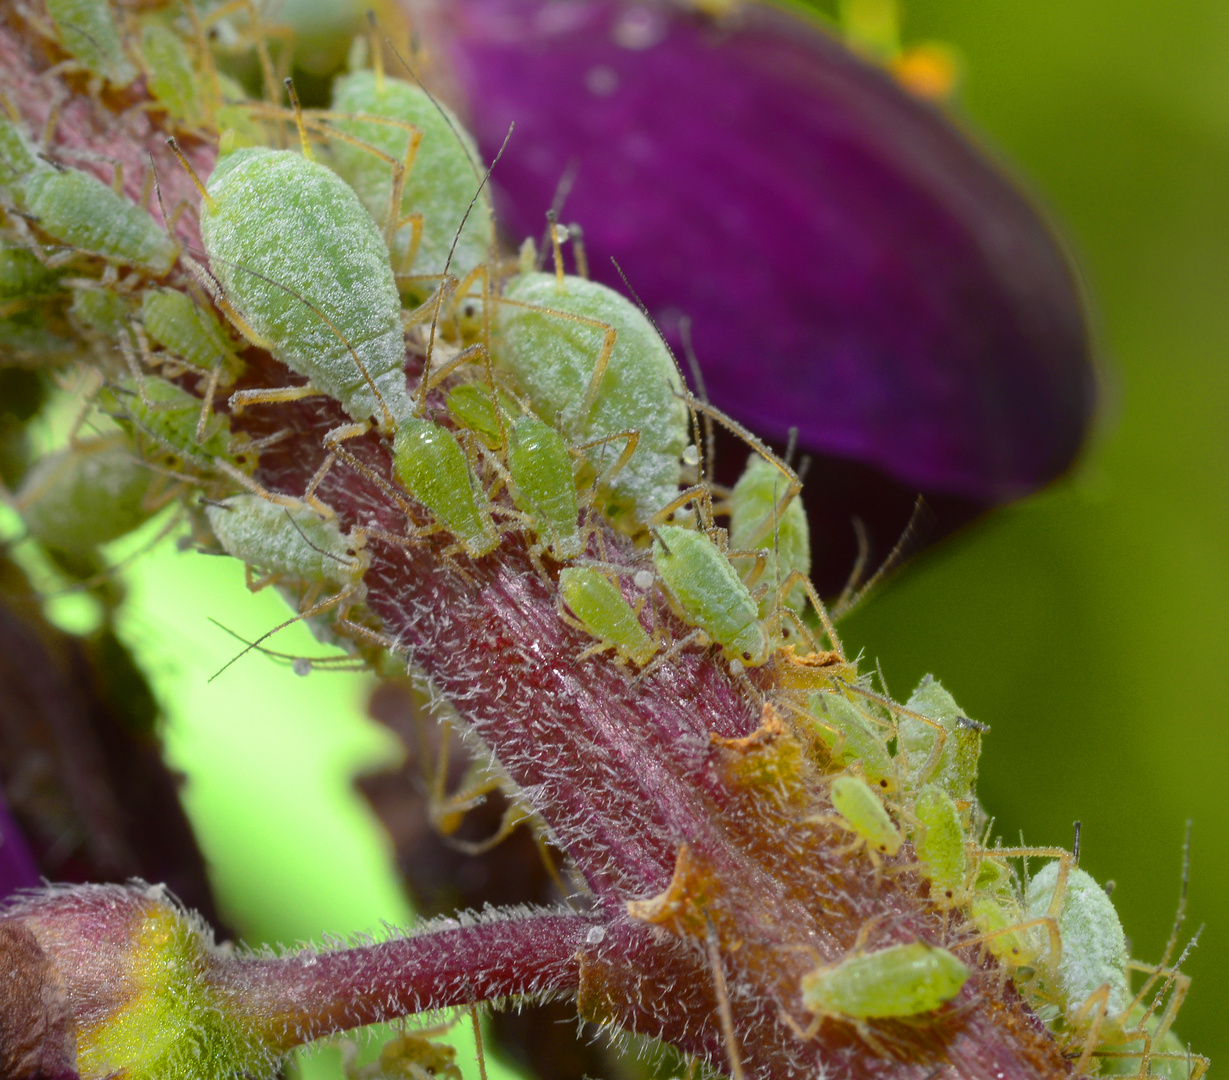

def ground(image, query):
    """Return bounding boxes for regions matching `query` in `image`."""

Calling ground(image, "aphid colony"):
[0,3,1202,1077]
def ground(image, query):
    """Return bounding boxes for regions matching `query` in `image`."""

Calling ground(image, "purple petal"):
[437,0,1095,503]
[0,786,40,903]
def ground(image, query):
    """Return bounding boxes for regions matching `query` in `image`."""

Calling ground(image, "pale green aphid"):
[14,436,155,554]
[1025,861,1131,1027]
[329,70,494,281]
[198,146,409,427]
[829,774,901,857]
[393,416,498,558]
[968,892,1043,969]
[899,674,982,800]
[729,452,811,614]
[559,566,657,667]
[652,523,769,666]
[805,691,895,792]
[46,0,137,87]
[507,415,582,560]
[140,21,203,129]
[446,383,511,449]
[0,118,177,275]
[141,287,244,386]
[0,244,64,308]
[800,941,970,1025]
[69,286,129,338]
[496,272,688,532]
[913,783,967,901]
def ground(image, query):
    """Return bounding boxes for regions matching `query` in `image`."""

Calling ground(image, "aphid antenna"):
[416,121,514,415]
[535,159,581,272]
[830,495,933,620]
[678,315,717,480]
[567,223,589,279]
[832,517,872,615]
[1072,820,1082,867]
[283,77,313,161]
[206,617,367,672]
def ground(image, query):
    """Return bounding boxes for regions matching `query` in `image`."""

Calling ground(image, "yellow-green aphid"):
[652,523,769,665]
[329,71,494,282]
[140,21,203,128]
[507,415,581,559]
[913,783,966,901]
[142,287,244,386]
[496,273,688,532]
[559,566,657,667]
[1025,862,1130,1028]
[393,416,498,558]
[829,774,901,857]
[0,118,177,276]
[69,287,129,338]
[804,690,895,791]
[446,383,511,449]
[344,1029,464,1080]
[729,452,810,614]
[1100,1003,1191,1080]
[46,0,136,87]
[802,941,970,1021]
[205,493,360,587]
[899,674,982,800]
[14,436,155,555]
[0,244,64,309]
[199,147,409,425]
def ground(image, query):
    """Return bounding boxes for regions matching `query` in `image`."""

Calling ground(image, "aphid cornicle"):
[800,941,970,1029]
[329,70,494,282]
[651,523,769,666]
[558,566,657,667]
[828,774,902,858]
[196,146,409,427]
[495,272,689,532]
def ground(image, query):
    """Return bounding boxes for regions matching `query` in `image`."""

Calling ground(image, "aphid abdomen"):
[1025,862,1131,1024]
[330,72,494,282]
[496,273,688,531]
[393,416,497,558]
[913,783,967,898]
[803,943,970,1020]
[507,415,581,559]
[806,691,895,791]
[139,23,203,129]
[200,148,407,424]
[829,774,901,856]
[46,0,136,87]
[558,566,656,667]
[141,288,243,384]
[729,452,811,613]
[652,524,767,665]
[900,674,982,799]
[206,494,355,586]
[21,169,178,276]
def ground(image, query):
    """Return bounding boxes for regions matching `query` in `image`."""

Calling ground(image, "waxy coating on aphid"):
[829,774,901,856]
[558,566,657,667]
[329,71,494,281]
[1026,861,1131,1025]
[913,783,967,899]
[14,436,156,554]
[801,941,970,1021]
[46,0,136,87]
[141,287,244,385]
[652,523,769,666]
[393,415,498,558]
[205,494,362,588]
[805,690,895,791]
[507,414,582,559]
[495,272,688,531]
[199,147,408,426]
[0,118,177,276]
[900,674,982,800]
[729,452,811,614]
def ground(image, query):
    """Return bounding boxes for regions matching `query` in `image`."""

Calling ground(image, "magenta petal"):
[439,0,1094,502]
[0,787,39,902]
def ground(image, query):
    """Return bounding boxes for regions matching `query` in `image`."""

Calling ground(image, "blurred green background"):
[100,0,1227,1074]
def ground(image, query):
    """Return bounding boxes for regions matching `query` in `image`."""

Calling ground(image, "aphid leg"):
[571,429,640,488]
[211,458,308,511]
[227,382,322,416]
[196,0,288,107]
[703,913,747,1080]
[630,627,705,685]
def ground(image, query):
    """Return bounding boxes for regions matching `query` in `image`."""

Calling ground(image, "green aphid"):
[103,377,251,470]
[199,146,409,426]
[329,70,494,281]
[899,674,982,800]
[69,287,129,338]
[141,288,244,386]
[19,167,177,276]
[801,941,969,1023]
[140,21,203,128]
[393,416,498,558]
[559,566,658,667]
[507,415,582,560]
[0,244,64,307]
[205,493,359,588]
[830,774,901,857]
[805,691,895,792]
[729,452,811,614]
[496,272,688,533]
[968,892,1042,969]
[1026,862,1131,1027]
[445,383,514,449]
[913,783,967,901]
[46,0,136,87]
[1100,1003,1192,1080]
[652,523,768,666]
[0,116,42,193]
[14,436,155,554]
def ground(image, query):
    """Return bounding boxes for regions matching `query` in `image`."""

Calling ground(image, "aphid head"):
[727,621,770,668]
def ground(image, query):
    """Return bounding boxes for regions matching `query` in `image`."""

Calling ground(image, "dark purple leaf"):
[436,0,1095,505]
